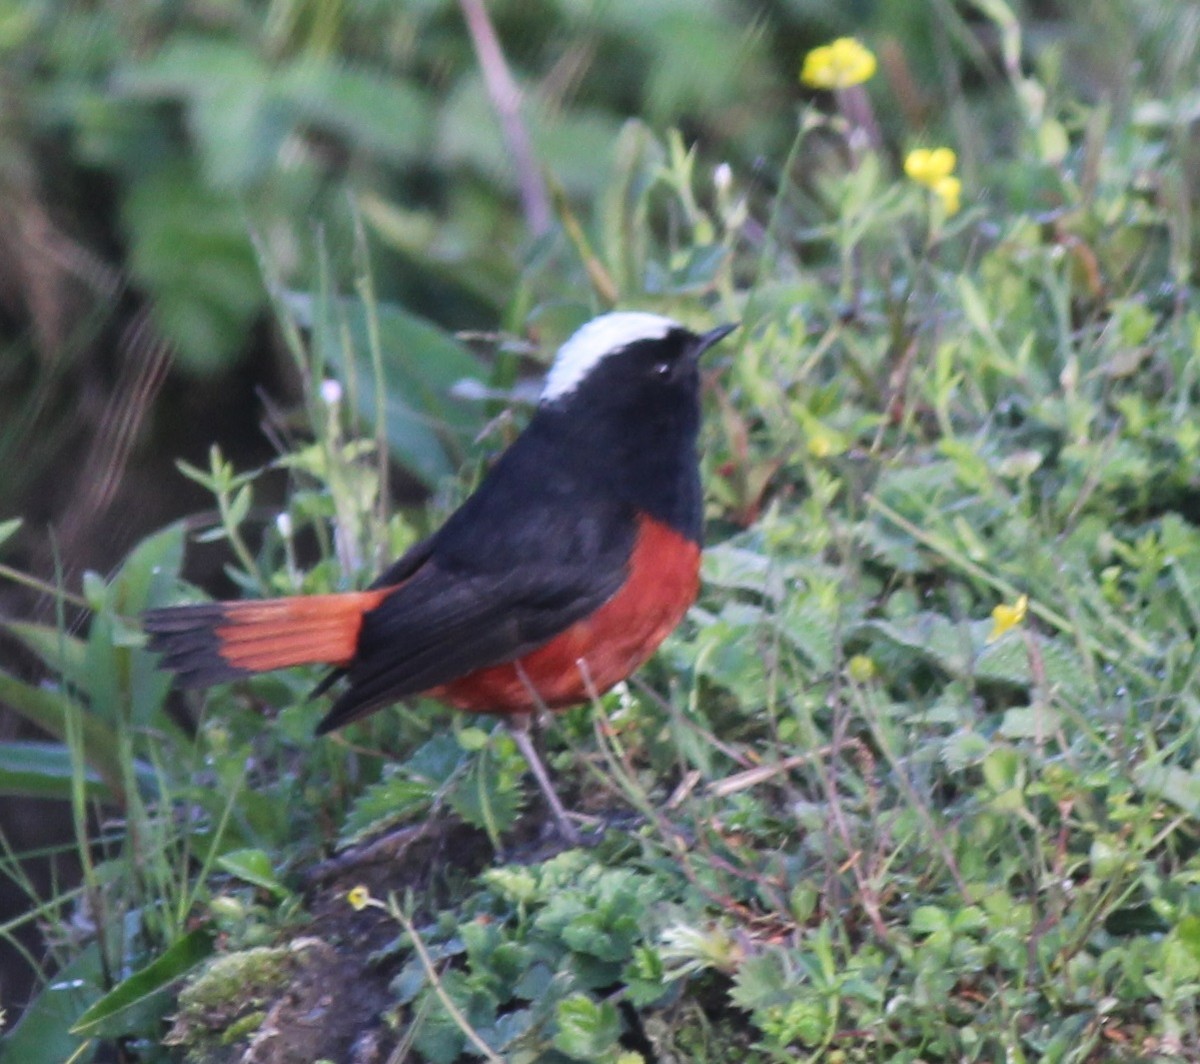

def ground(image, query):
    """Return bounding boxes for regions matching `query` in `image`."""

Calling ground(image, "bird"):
[144,311,736,843]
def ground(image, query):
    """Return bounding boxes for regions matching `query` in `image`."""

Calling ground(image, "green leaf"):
[858,612,1091,702]
[1176,915,1200,962]
[554,993,620,1060]
[456,726,489,752]
[0,673,128,802]
[122,165,261,372]
[448,747,522,837]
[0,516,20,550]
[118,37,265,99]
[911,905,951,936]
[0,741,112,800]
[729,950,789,1010]
[339,768,437,846]
[71,926,216,1036]
[97,521,187,731]
[319,298,487,486]
[216,849,291,899]
[1,942,103,1062]
[1,620,89,689]
[278,59,432,164]
[1134,762,1200,818]
[983,747,1023,795]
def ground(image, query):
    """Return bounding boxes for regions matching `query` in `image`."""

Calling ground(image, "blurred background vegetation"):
[2,0,1182,580]
[5,0,1200,1058]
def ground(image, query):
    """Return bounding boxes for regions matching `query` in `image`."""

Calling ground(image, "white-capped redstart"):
[145,312,736,842]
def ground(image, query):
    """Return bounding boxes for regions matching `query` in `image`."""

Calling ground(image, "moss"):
[164,942,317,1057]
[177,945,296,1018]
[219,1009,267,1045]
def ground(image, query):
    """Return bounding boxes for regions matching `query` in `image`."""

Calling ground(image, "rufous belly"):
[431,517,700,713]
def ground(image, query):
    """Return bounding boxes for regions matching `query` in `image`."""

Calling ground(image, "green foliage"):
[11,2,1200,1061]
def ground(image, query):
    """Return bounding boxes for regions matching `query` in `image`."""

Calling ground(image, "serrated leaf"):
[858,612,1090,702]
[339,771,436,846]
[484,1007,535,1051]
[554,993,620,1060]
[999,705,1061,739]
[911,905,951,935]
[448,747,522,836]
[701,543,786,597]
[728,950,788,1010]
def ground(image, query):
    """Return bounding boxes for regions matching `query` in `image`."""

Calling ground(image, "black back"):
[317,323,712,729]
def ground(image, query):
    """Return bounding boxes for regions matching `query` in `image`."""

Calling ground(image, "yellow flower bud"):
[847,654,877,683]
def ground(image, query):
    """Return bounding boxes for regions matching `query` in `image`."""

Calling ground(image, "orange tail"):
[144,589,392,688]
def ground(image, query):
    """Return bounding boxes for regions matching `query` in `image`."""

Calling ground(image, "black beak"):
[694,321,738,358]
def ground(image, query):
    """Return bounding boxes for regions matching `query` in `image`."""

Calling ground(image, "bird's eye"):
[653,361,672,377]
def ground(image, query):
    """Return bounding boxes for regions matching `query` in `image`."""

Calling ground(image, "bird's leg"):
[505,711,581,846]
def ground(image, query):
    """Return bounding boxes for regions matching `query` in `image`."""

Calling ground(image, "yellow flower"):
[800,38,877,90]
[932,175,961,216]
[346,885,372,911]
[904,148,957,187]
[905,148,962,216]
[988,594,1028,643]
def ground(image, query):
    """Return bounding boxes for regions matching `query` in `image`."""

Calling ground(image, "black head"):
[534,312,736,539]
[539,312,735,417]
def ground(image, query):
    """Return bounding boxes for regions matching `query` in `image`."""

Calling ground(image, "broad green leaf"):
[71,926,216,1036]
[298,295,487,485]
[119,37,281,187]
[89,523,185,730]
[0,673,127,802]
[1,621,88,689]
[1134,762,1200,819]
[436,75,621,199]
[700,543,788,598]
[0,942,103,1063]
[279,59,432,163]
[122,165,261,372]
[117,37,266,99]
[0,741,110,800]
[216,849,291,899]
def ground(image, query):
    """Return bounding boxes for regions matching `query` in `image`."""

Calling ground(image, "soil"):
[169,819,498,1064]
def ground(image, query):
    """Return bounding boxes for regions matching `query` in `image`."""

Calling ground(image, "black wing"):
[316,417,635,731]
